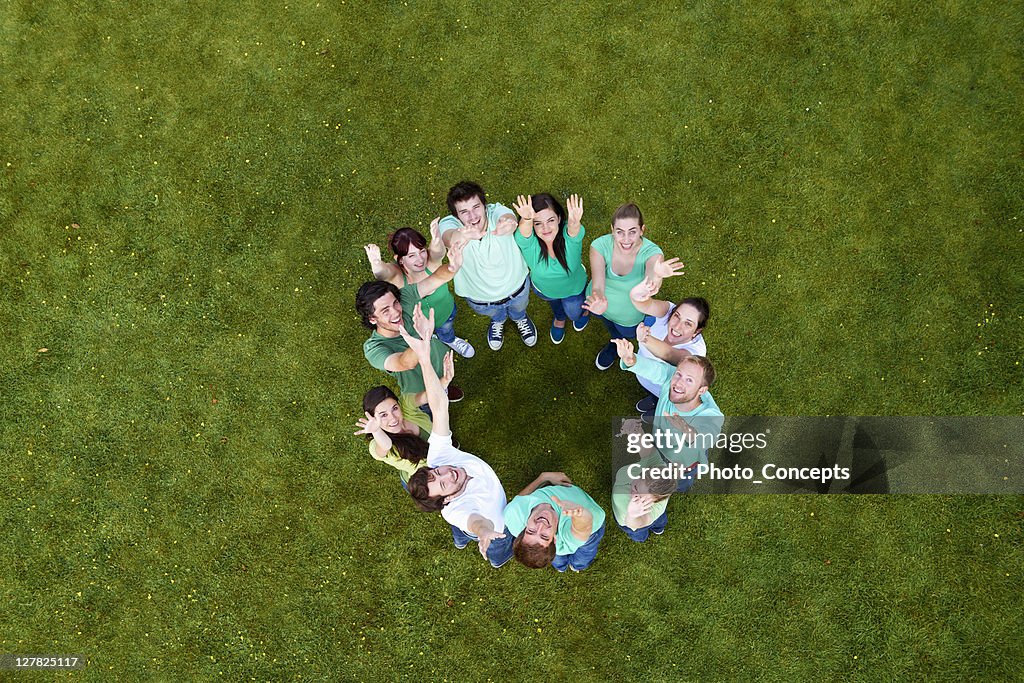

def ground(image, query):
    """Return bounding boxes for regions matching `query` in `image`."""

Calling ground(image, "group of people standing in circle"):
[354,180,723,571]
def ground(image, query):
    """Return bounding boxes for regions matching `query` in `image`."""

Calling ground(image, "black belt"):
[467,278,528,307]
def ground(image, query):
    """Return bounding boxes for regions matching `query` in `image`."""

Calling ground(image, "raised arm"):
[354,411,394,459]
[638,322,694,365]
[399,304,450,436]
[492,212,518,237]
[551,495,595,541]
[643,255,685,294]
[513,195,535,238]
[467,513,507,559]
[515,471,573,497]
[364,243,403,285]
[426,217,446,269]
[415,242,463,299]
[628,278,672,318]
[566,194,583,239]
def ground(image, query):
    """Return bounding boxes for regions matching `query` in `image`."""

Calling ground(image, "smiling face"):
[668,359,708,407]
[521,503,558,547]
[398,245,428,273]
[426,466,470,501]
[368,292,404,335]
[533,207,561,244]
[612,217,645,252]
[371,397,403,432]
[665,303,702,345]
[453,196,486,232]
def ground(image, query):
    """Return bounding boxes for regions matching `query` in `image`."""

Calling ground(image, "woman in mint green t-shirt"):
[584,202,683,371]
[511,193,590,345]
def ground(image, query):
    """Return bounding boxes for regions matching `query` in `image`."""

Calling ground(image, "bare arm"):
[628,278,672,318]
[414,242,462,299]
[566,194,583,239]
[516,471,573,496]
[426,218,445,269]
[491,213,518,237]
[589,246,607,297]
[364,244,404,285]
[354,412,393,459]
[513,195,535,238]
[399,304,450,436]
[640,334,693,365]
[382,348,420,373]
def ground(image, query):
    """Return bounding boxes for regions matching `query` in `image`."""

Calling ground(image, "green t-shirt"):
[611,454,671,529]
[504,485,606,556]
[623,356,724,467]
[367,393,431,483]
[363,331,448,397]
[438,203,529,302]
[403,269,455,327]
[514,225,588,298]
[586,234,663,326]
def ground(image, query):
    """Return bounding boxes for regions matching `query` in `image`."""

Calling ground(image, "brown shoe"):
[447,384,464,402]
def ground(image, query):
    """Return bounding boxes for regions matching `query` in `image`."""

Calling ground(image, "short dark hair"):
[670,297,711,330]
[446,181,487,217]
[355,280,401,329]
[407,468,445,512]
[389,228,428,265]
[681,355,716,388]
[611,202,644,227]
[512,529,557,569]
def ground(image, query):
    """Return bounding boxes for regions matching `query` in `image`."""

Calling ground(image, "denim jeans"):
[433,304,458,344]
[551,522,606,572]
[617,510,668,542]
[465,278,531,323]
[532,283,587,323]
[598,314,656,341]
[451,524,515,568]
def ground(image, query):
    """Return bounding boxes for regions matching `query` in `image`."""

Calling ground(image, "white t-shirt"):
[427,432,506,535]
[636,311,707,396]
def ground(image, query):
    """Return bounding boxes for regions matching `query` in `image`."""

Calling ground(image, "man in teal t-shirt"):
[503,472,607,572]
[439,180,537,352]
[614,339,724,493]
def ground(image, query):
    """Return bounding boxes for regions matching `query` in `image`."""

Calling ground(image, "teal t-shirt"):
[611,454,672,529]
[623,355,724,466]
[438,203,529,302]
[403,269,455,327]
[504,485,606,556]
[363,331,448,397]
[586,234,663,326]
[514,225,588,298]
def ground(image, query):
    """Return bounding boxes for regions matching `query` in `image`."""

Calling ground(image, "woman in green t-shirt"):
[584,202,684,371]
[364,220,475,358]
[511,193,590,344]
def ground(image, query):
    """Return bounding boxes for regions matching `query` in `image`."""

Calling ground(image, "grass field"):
[2,0,1022,680]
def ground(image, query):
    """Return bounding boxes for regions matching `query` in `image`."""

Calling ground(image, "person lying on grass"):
[628,277,710,422]
[364,219,475,358]
[583,202,684,371]
[438,180,538,350]
[503,472,607,572]
[511,193,589,344]
[356,242,466,415]
[401,303,514,568]
[354,357,453,487]
[613,338,723,493]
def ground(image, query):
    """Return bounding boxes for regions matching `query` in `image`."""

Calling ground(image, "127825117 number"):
[0,655,85,670]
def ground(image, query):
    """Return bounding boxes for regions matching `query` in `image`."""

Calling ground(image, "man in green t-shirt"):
[503,472,607,572]
[439,180,537,351]
[356,280,464,412]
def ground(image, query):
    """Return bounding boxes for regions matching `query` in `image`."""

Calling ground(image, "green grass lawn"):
[2,0,1022,680]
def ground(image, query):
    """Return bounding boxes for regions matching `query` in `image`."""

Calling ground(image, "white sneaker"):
[514,317,538,347]
[444,336,476,358]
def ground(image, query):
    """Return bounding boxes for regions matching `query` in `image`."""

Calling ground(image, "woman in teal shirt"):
[512,193,589,344]
[584,203,683,370]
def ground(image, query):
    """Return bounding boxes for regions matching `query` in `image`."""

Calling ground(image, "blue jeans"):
[551,522,606,572]
[434,303,458,344]
[675,465,697,493]
[617,510,668,542]
[465,278,531,323]
[598,314,656,341]
[532,283,586,323]
[451,524,515,568]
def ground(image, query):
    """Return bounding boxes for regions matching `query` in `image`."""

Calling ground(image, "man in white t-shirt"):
[402,302,514,568]
[439,180,537,351]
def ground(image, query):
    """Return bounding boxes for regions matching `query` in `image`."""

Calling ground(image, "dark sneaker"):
[640,410,655,425]
[514,317,538,347]
[487,321,504,350]
[636,395,657,413]
[572,316,589,332]
[550,323,565,345]
[447,385,464,403]
[595,343,617,370]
